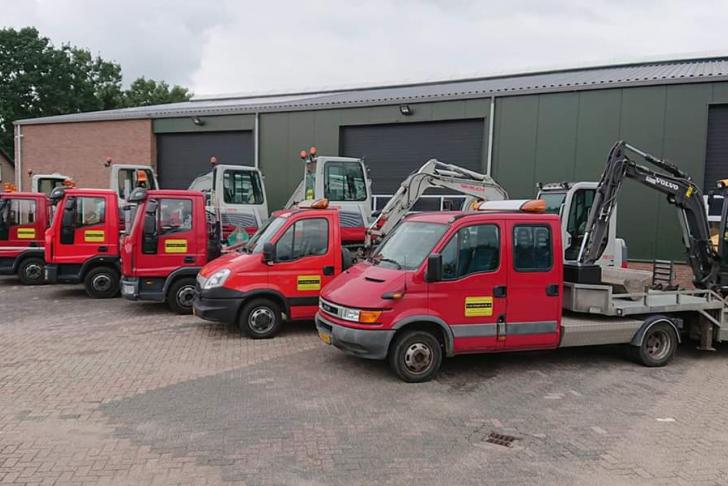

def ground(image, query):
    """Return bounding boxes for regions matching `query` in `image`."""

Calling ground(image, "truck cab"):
[316,200,563,382]
[0,189,51,284]
[31,173,69,196]
[44,188,121,298]
[193,199,351,338]
[120,189,221,313]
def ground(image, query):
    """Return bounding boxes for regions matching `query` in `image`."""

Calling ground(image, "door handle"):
[184,256,195,264]
[493,285,507,298]
[98,246,108,253]
[497,314,506,341]
[323,265,335,276]
[546,284,559,296]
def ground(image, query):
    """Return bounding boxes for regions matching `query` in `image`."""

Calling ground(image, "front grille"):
[319,299,342,318]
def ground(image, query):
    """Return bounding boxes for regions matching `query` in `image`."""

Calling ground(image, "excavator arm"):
[578,141,720,289]
[365,159,508,247]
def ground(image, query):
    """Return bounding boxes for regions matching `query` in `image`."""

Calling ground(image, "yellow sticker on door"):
[164,239,188,253]
[297,275,321,291]
[17,228,36,239]
[84,230,105,243]
[464,296,493,317]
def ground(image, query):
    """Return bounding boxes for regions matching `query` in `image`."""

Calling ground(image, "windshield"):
[247,216,287,253]
[324,161,367,202]
[223,169,264,205]
[371,221,448,270]
[539,192,566,215]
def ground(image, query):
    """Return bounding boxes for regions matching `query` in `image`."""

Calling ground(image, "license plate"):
[318,331,332,345]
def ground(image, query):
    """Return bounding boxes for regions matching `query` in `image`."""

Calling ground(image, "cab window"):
[275,218,329,261]
[75,197,105,227]
[223,170,264,204]
[564,188,595,260]
[441,224,500,279]
[159,199,193,235]
[6,199,37,225]
[513,225,553,271]
[117,169,155,200]
[324,162,366,201]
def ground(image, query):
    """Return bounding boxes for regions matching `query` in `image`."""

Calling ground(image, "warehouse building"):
[13,56,728,260]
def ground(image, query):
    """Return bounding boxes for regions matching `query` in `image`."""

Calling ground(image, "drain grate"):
[485,432,519,447]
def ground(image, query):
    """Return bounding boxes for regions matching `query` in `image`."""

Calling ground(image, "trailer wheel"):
[84,267,120,299]
[632,319,678,367]
[18,257,46,285]
[167,277,196,315]
[238,298,283,339]
[388,330,443,383]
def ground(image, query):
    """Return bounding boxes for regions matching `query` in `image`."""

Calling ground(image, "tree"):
[0,27,192,157]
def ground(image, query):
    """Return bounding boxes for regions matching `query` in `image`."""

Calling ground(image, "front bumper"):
[44,263,82,284]
[192,287,245,323]
[120,276,165,302]
[315,313,395,360]
[44,264,58,284]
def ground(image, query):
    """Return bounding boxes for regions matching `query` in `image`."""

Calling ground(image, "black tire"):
[632,318,678,367]
[166,277,196,315]
[83,267,120,299]
[388,330,443,383]
[238,298,283,339]
[17,257,46,285]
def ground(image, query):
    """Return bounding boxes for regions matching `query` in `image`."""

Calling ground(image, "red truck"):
[193,199,352,338]
[0,189,52,284]
[120,188,221,313]
[44,187,122,298]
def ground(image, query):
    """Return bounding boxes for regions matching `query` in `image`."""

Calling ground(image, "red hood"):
[199,251,262,277]
[321,262,408,309]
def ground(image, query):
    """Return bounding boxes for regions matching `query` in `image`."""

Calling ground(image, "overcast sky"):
[2,0,727,97]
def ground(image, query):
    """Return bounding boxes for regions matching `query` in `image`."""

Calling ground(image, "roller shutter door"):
[340,119,485,209]
[156,131,253,189]
[705,105,728,191]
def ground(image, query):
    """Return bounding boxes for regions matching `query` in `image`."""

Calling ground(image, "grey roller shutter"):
[705,105,728,191]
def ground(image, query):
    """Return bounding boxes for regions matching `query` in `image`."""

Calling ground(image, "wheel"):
[632,318,678,367]
[83,267,120,299]
[166,277,196,315]
[388,330,443,383]
[238,298,283,339]
[17,257,46,285]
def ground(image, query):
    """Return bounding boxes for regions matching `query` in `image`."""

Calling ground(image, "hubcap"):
[92,274,112,292]
[24,263,42,280]
[177,286,195,308]
[404,342,433,374]
[249,307,275,333]
[645,329,671,360]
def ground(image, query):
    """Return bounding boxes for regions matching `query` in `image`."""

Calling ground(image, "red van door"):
[427,221,507,353]
[53,195,111,264]
[1,197,41,248]
[270,215,336,320]
[504,221,562,349]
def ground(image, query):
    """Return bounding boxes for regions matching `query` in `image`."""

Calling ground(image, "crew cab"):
[193,199,352,338]
[120,188,221,313]
[44,188,122,298]
[0,189,51,284]
[316,200,709,382]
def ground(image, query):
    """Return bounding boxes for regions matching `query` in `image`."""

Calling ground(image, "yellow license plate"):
[319,331,332,345]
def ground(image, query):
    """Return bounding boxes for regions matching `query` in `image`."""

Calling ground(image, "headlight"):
[341,308,360,322]
[341,308,381,324]
[202,268,231,289]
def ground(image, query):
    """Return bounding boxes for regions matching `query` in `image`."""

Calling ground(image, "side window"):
[324,162,367,202]
[159,199,193,235]
[513,225,553,271]
[276,218,329,261]
[440,224,500,280]
[7,199,37,225]
[75,197,106,227]
[223,170,264,204]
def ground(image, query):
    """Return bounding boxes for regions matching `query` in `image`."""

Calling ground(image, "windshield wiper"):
[375,257,402,269]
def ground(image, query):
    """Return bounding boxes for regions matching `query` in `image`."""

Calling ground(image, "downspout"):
[14,124,23,190]
[486,96,495,176]
[254,112,260,168]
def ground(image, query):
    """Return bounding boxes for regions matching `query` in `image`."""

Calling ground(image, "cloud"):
[2,0,727,96]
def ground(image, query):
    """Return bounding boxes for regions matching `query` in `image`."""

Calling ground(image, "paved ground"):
[3,276,728,485]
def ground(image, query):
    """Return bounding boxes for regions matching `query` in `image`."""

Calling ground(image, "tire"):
[166,277,196,315]
[388,330,443,383]
[83,267,120,299]
[632,318,678,367]
[238,298,283,339]
[17,257,46,285]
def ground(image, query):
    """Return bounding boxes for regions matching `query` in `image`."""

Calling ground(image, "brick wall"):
[18,119,155,190]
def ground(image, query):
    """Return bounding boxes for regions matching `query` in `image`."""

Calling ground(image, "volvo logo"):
[645,176,679,191]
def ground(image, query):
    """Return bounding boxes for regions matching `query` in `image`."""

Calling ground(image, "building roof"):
[15,55,728,126]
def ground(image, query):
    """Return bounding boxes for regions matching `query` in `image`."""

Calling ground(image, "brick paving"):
[3,275,728,485]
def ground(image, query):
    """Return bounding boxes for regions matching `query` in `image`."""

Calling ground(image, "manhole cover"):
[485,432,520,447]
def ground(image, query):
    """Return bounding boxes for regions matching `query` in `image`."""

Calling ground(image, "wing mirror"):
[425,253,443,282]
[262,242,276,263]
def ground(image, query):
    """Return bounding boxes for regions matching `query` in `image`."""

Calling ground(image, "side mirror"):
[141,200,159,254]
[262,242,276,263]
[60,198,76,245]
[425,253,443,282]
